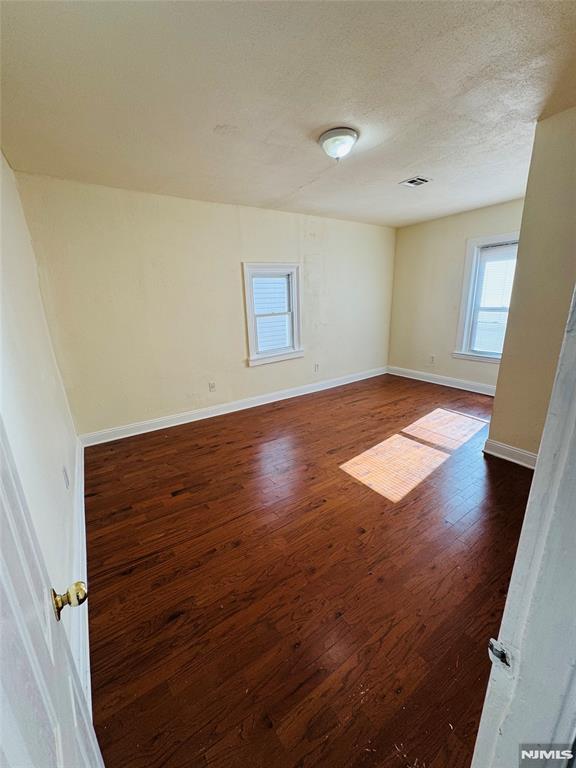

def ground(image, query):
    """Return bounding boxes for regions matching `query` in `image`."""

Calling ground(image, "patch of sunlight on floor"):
[402,408,487,451]
[340,433,449,503]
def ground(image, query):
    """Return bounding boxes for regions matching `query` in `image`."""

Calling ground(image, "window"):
[454,233,518,362]
[243,263,303,366]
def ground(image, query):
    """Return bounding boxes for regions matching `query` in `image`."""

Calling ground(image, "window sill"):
[452,351,501,364]
[248,349,304,367]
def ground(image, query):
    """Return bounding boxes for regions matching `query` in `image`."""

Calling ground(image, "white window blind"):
[253,275,293,353]
[243,263,303,366]
[470,243,517,355]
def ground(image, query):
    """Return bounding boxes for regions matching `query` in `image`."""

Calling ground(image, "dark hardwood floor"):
[85,374,532,768]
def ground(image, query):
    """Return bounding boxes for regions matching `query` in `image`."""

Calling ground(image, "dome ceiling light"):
[318,127,359,160]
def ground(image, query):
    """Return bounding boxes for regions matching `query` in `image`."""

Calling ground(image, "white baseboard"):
[387,366,496,396]
[80,367,389,446]
[483,438,537,469]
[71,438,92,712]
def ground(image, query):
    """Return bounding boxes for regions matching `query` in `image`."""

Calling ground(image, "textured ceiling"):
[2,1,575,226]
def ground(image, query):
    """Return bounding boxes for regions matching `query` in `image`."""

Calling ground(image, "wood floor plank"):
[85,374,532,767]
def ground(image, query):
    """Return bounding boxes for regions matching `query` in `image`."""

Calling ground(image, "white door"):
[0,421,104,768]
[472,292,576,765]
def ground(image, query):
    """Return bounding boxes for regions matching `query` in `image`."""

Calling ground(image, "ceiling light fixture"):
[319,127,359,160]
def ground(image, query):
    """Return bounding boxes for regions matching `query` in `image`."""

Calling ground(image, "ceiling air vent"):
[399,176,431,187]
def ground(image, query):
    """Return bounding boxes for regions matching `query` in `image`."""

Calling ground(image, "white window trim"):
[454,232,519,363]
[243,262,303,367]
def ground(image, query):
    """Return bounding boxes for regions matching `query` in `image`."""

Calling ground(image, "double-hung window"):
[243,263,303,366]
[454,233,518,362]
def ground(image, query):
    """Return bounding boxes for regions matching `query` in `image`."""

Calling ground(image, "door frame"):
[71,439,92,711]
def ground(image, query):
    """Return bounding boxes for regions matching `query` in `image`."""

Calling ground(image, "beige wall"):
[1,156,78,591]
[489,106,576,455]
[389,199,524,386]
[16,174,395,434]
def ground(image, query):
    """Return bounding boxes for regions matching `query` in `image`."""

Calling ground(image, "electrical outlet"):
[314,363,320,373]
[208,382,216,392]
[429,354,436,365]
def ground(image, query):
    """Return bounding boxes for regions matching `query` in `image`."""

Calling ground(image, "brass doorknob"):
[51,581,88,622]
